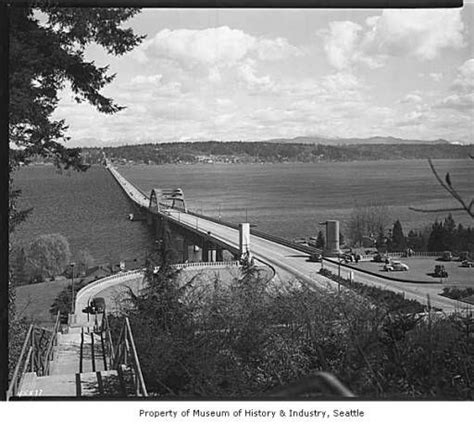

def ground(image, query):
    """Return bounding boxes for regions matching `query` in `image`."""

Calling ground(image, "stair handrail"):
[7,324,34,400]
[43,312,61,375]
[124,317,148,397]
[102,312,115,369]
[111,317,148,397]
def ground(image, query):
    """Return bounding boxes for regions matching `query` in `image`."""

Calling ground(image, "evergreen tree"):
[428,220,446,252]
[442,214,456,251]
[9,7,143,231]
[315,230,325,249]
[376,225,387,251]
[391,220,407,251]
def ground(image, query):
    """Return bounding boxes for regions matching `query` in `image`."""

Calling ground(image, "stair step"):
[15,323,123,398]
[16,370,122,397]
[17,373,38,396]
[18,373,78,397]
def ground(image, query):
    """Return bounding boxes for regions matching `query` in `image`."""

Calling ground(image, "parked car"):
[373,253,389,263]
[308,253,322,262]
[440,251,453,261]
[460,260,474,268]
[434,265,448,277]
[384,261,409,272]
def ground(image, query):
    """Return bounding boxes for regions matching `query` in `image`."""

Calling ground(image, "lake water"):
[12,159,473,265]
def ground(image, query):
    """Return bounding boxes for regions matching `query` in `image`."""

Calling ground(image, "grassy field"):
[356,257,474,286]
[15,278,71,326]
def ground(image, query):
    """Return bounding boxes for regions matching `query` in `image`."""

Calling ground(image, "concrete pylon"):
[239,223,251,260]
[320,220,342,257]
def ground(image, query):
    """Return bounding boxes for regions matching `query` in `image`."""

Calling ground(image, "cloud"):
[131,26,302,93]
[435,93,474,112]
[138,26,302,68]
[323,10,465,70]
[435,59,474,113]
[321,21,363,70]
[237,61,274,92]
[429,72,443,82]
[451,58,474,93]
[394,111,427,127]
[400,93,423,103]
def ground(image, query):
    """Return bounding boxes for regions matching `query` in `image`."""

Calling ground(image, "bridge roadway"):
[107,163,470,313]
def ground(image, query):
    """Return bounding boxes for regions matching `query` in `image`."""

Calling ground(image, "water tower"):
[320,220,342,257]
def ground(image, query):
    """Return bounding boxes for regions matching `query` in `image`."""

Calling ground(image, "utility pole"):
[70,263,76,314]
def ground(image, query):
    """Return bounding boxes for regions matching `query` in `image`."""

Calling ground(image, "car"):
[460,260,474,268]
[308,253,322,262]
[458,252,472,262]
[440,251,453,261]
[384,261,409,272]
[434,265,448,277]
[373,253,389,263]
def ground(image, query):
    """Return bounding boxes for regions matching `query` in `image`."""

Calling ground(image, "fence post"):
[124,324,128,364]
[30,330,35,373]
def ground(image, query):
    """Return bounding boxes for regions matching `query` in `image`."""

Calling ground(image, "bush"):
[110,244,473,399]
[441,287,474,301]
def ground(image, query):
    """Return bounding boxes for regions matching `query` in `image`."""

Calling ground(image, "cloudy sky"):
[53,7,474,146]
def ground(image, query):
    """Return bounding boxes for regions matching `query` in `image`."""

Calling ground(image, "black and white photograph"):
[3,2,474,419]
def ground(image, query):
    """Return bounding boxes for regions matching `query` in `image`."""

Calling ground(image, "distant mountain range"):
[264,136,453,146]
[72,135,465,148]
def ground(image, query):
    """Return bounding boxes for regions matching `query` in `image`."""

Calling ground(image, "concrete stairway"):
[16,326,129,398]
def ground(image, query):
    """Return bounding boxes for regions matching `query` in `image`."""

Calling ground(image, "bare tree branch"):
[409,158,473,218]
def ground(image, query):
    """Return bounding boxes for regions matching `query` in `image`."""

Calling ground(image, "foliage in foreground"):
[319,268,427,314]
[117,257,473,399]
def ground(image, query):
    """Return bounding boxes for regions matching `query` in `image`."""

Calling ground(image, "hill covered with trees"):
[81,141,473,165]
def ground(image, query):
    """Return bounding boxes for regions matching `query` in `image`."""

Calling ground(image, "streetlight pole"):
[70,262,76,314]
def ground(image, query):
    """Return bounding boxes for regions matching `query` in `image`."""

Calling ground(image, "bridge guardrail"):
[185,209,322,256]
[173,261,240,270]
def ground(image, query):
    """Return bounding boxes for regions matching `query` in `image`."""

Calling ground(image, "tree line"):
[345,206,473,255]
[78,142,473,165]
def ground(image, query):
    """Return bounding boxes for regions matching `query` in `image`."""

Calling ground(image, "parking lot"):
[355,257,474,286]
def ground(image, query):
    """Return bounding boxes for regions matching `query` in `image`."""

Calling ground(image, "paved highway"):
[166,209,338,291]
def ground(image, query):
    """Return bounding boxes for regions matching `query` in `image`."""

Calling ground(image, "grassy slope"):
[15,278,71,326]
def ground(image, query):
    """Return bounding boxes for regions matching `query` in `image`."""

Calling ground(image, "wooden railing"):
[101,314,148,397]
[7,312,61,400]
[42,312,62,375]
